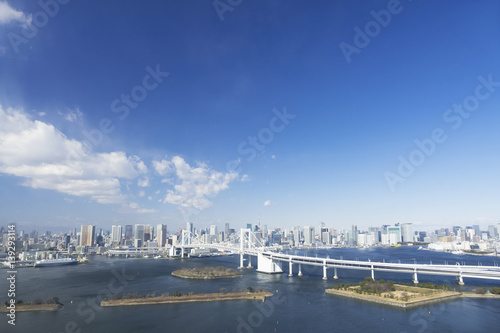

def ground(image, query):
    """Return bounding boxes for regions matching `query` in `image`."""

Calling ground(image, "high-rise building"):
[488,225,497,239]
[303,226,314,245]
[125,225,133,239]
[473,225,481,237]
[388,225,401,245]
[111,225,122,244]
[80,225,96,246]
[157,224,167,247]
[225,223,230,236]
[322,230,331,245]
[134,224,145,245]
[143,225,152,242]
[351,225,358,246]
[262,225,268,238]
[401,223,413,243]
[210,225,218,235]
[186,222,193,234]
[293,228,300,246]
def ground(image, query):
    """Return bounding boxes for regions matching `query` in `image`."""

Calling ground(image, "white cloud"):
[139,190,145,197]
[271,155,276,159]
[153,158,174,175]
[161,177,174,185]
[241,174,250,182]
[0,1,31,26]
[137,176,149,187]
[0,105,147,204]
[137,208,157,214]
[38,111,46,116]
[264,200,272,207]
[63,108,83,122]
[154,156,238,210]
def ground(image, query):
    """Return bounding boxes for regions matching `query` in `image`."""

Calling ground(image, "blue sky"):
[1,0,499,233]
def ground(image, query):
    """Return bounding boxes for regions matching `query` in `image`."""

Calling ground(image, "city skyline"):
[1,1,500,232]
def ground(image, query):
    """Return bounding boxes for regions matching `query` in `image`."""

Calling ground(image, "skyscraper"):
[125,225,133,239]
[134,224,145,246]
[303,226,314,245]
[210,225,218,235]
[111,225,122,244]
[80,225,96,246]
[144,225,152,242]
[388,225,401,245]
[157,224,167,247]
[293,227,300,246]
[401,223,413,243]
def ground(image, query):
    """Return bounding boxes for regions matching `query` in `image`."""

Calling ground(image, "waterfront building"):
[388,225,401,244]
[134,239,143,248]
[303,226,314,245]
[144,225,153,242]
[322,230,331,245]
[401,223,413,243]
[157,224,167,247]
[80,225,96,246]
[134,224,145,246]
[357,233,367,246]
[124,225,133,239]
[111,225,122,244]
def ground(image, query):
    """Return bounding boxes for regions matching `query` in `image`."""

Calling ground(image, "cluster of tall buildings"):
[3,221,500,256]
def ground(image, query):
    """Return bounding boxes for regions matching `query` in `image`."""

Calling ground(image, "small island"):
[172,266,241,279]
[1,297,62,312]
[100,288,272,307]
[326,278,462,309]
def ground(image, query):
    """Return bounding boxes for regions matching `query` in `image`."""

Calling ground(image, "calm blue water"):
[1,247,500,333]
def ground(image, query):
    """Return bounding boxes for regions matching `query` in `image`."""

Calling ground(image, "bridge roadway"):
[182,242,500,284]
[260,251,500,284]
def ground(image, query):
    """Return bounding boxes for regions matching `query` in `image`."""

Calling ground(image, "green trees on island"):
[172,266,240,278]
[489,287,500,294]
[332,277,395,295]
